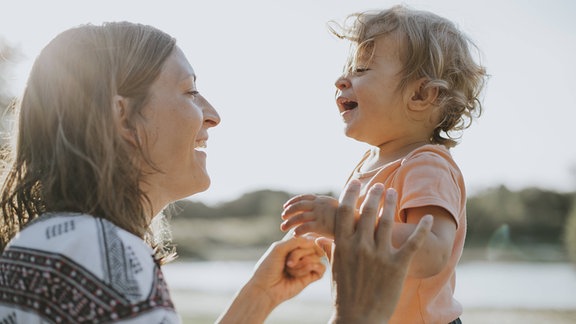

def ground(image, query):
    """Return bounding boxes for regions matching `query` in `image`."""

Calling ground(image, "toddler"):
[281,5,486,324]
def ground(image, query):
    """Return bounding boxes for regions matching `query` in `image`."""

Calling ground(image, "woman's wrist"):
[217,280,277,324]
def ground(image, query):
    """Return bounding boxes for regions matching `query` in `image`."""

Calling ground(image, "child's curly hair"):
[331,5,487,147]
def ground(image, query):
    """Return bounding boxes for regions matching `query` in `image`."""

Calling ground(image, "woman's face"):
[137,47,220,210]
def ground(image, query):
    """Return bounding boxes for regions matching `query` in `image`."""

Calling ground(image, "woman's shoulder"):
[3,212,158,296]
[9,212,153,259]
[0,212,178,322]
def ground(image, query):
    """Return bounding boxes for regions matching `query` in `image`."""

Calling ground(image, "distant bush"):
[171,190,292,219]
[466,185,573,247]
[168,186,575,260]
[565,196,576,264]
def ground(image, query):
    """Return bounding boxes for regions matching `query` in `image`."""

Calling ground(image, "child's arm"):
[280,194,339,238]
[392,206,457,278]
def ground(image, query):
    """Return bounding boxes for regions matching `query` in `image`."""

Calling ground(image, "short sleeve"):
[392,148,464,227]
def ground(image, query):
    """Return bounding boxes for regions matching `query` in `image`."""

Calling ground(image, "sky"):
[0,0,575,205]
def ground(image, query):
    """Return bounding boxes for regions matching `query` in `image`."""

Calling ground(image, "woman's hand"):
[321,180,433,324]
[217,236,325,324]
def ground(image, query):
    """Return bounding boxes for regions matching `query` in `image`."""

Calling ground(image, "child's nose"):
[335,76,351,90]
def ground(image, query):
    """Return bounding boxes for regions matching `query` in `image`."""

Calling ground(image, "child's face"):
[335,35,412,147]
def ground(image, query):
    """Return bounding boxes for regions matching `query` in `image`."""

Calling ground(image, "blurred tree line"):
[170,186,576,263]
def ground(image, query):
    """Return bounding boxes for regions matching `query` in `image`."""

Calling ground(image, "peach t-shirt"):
[347,144,465,324]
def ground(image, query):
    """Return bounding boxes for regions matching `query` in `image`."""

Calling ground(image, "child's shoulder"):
[403,144,452,161]
[401,144,460,172]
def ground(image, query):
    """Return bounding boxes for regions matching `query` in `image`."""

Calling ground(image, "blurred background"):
[1,0,575,323]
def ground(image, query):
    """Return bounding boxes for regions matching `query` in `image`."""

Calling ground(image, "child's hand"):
[280,194,338,238]
[284,236,326,279]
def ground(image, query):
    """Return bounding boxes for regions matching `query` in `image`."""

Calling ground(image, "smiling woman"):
[133,47,220,216]
[0,22,327,323]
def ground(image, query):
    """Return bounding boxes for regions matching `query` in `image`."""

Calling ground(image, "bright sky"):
[1,0,575,204]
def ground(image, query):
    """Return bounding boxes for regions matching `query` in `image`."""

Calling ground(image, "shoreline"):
[164,260,576,324]
[170,290,576,324]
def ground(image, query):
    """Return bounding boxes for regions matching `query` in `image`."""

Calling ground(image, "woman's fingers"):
[315,237,334,262]
[375,188,398,250]
[334,180,361,240]
[395,214,433,263]
[355,183,385,241]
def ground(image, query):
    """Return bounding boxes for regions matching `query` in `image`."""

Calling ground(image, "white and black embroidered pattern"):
[97,219,141,302]
[0,214,177,323]
[0,247,174,323]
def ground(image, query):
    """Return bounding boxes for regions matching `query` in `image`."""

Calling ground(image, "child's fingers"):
[292,222,324,237]
[281,200,316,220]
[286,247,320,267]
[280,212,316,232]
[285,255,327,278]
[287,253,323,269]
[283,194,317,208]
[286,261,326,280]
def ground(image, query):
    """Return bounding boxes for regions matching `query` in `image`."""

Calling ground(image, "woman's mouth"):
[195,139,207,152]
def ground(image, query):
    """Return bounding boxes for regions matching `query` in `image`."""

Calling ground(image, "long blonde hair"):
[331,5,487,147]
[0,22,176,262]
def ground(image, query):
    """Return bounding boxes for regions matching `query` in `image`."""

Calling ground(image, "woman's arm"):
[217,236,325,324]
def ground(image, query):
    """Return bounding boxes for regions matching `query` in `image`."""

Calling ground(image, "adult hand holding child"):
[321,180,433,324]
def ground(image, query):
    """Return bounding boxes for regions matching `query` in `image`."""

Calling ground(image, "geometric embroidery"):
[45,219,76,240]
[0,247,174,322]
[97,218,142,302]
[0,311,16,323]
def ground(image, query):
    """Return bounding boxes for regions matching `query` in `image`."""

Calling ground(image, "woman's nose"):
[335,76,351,90]
[203,100,221,128]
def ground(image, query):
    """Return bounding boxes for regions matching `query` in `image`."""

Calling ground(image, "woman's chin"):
[187,177,211,196]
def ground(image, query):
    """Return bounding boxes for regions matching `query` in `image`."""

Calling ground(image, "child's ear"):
[407,78,439,112]
[112,95,139,147]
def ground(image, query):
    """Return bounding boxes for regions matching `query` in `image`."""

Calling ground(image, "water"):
[163,261,576,310]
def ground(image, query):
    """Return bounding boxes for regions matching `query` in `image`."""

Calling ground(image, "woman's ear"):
[112,95,139,147]
[407,78,439,112]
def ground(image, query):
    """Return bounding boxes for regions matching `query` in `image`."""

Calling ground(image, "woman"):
[0,22,431,323]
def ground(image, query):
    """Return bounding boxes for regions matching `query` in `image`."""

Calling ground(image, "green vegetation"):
[169,186,575,263]
[565,196,576,263]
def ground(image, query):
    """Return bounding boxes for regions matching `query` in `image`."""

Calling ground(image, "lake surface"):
[163,261,576,310]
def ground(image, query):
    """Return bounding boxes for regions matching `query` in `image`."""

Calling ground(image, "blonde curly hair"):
[331,5,487,147]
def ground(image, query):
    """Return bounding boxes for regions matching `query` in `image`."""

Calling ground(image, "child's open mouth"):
[343,101,358,110]
[337,97,358,113]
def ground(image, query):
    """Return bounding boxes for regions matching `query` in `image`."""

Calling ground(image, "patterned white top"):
[0,213,180,323]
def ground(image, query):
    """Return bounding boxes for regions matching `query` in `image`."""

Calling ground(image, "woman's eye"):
[355,68,369,73]
[187,90,199,97]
